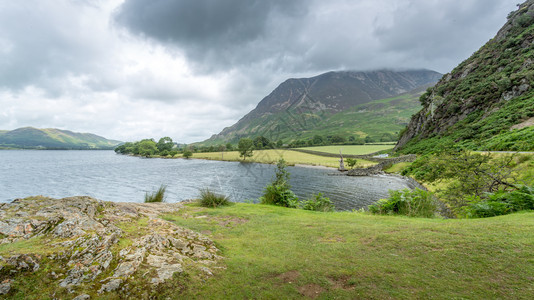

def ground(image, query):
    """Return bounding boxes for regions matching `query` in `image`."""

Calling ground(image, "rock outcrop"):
[0,196,222,298]
[396,0,534,152]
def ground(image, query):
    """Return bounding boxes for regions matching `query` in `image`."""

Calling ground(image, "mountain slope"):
[396,0,534,153]
[0,127,122,149]
[203,69,442,145]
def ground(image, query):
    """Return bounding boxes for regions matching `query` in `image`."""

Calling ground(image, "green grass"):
[296,144,394,155]
[163,204,534,299]
[189,149,376,168]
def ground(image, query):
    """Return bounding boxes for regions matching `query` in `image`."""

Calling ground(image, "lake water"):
[0,150,412,210]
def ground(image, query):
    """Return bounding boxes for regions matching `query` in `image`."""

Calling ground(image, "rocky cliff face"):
[0,196,221,298]
[204,69,441,144]
[396,0,534,152]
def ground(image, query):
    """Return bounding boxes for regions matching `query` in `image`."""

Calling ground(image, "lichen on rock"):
[0,196,222,297]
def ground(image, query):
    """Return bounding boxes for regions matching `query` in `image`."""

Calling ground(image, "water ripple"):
[0,150,411,210]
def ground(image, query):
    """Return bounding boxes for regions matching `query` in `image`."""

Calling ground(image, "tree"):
[182,149,193,159]
[238,138,254,160]
[330,135,345,144]
[156,137,173,153]
[114,142,134,154]
[312,135,324,145]
[137,139,157,156]
[225,143,234,151]
[406,148,522,214]
[253,136,272,149]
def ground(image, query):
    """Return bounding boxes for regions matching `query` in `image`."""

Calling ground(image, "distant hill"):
[396,0,534,153]
[0,127,122,150]
[201,69,442,145]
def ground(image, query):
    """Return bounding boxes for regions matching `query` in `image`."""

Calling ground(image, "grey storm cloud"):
[113,0,309,71]
[114,0,518,74]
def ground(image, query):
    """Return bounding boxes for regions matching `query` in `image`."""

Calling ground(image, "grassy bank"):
[163,203,534,299]
[188,149,376,168]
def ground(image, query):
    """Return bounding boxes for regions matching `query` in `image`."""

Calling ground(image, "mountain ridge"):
[202,69,442,145]
[0,127,122,150]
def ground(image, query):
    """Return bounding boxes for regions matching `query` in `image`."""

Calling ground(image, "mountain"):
[202,69,442,145]
[396,0,534,153]
[0,127,122,150]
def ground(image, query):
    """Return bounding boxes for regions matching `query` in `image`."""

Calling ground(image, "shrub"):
[464,201,511,218]
[144,185,166,203]
[260,158,299,208]
[301,193,335,212]
[368,188,437,218]
[198,188,231,208]
[345,158,357,169]
[260,184,299,208]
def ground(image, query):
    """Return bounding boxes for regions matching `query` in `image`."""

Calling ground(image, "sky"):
[0,0,520,143]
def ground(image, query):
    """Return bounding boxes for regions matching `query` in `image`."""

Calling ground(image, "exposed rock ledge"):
[0,196,222,298]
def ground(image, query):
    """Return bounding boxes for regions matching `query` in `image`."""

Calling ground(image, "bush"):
[463,185,534,218]
[368,188,437,218]
[198,188,231,208]
[144,185,166,203]
[301,193,335,212]
[464,201,511,218]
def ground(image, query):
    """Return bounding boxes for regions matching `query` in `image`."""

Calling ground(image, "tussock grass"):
[198,188,231,208]
[144,184,166,203]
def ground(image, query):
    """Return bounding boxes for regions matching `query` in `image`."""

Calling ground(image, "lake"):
[0,150,412,210]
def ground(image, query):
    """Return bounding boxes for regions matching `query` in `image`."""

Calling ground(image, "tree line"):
[114,133,393,158]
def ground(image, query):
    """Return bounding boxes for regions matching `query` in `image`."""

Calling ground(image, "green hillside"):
[396,0,534,153]
[200,70,441,146]
[203,88,426,146]
[0,127,121,150]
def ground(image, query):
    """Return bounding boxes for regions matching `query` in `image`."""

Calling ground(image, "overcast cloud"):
[0,0,519,143]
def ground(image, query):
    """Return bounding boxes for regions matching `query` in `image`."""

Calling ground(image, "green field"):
[189,149,376,168]
[296,144,394,155]
[162,204,534,299]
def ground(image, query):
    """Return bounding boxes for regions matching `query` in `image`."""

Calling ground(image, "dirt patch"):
[359,236,376,245]
[511,117,534,130]
[214,216,248,227]
[318,235,345,243]
[328,276,356,291]
[277,270,300,284]
[298,283,325,299]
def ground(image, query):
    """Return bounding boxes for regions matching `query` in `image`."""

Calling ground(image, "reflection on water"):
[0,150,411,210]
